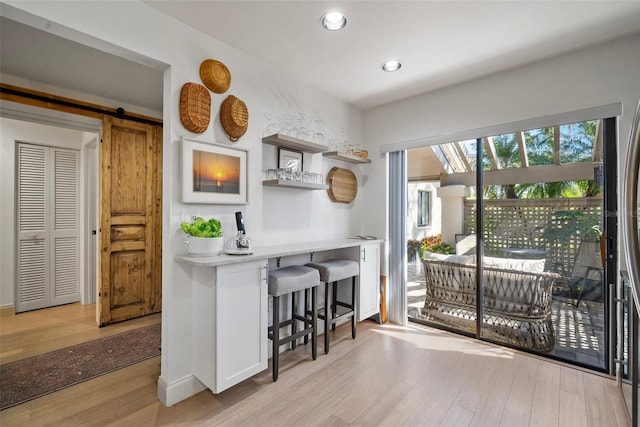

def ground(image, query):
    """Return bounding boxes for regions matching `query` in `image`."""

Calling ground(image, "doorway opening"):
[1,110,101,314]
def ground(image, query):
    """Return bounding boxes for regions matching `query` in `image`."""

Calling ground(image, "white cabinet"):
[192,259,268,393]
[357,243,380,321]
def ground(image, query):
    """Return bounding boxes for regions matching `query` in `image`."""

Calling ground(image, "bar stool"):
[268,265,319,381]
[305,259,359,354]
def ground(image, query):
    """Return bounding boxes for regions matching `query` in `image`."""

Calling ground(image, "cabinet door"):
[215,260,268,392]
[358,243,380,321]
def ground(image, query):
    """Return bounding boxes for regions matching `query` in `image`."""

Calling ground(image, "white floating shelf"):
[262,179,328,190]
[262,133,328,154]
[322,151,372,164]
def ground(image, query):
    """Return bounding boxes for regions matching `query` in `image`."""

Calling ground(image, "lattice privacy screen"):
[464,197,602,273]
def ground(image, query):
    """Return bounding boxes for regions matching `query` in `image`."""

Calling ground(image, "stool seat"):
[269,265,320,296]
[306,260,359,283]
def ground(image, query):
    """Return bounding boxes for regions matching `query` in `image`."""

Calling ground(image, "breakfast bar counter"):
[174,237,383,267]
[174,237,383,394]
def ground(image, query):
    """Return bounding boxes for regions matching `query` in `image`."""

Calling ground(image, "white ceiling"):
[145,0,640,110]
[1,1,640,113]
[0,16,164,113]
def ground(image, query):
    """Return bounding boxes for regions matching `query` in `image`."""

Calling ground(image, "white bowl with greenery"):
[181,217,224,256]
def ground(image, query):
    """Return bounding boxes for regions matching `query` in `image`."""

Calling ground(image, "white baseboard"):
[157,374,206,407]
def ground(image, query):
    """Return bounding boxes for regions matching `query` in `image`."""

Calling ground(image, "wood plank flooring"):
[0,304,160,365]
[0,303,629,426]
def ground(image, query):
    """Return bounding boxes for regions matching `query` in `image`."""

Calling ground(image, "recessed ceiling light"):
[321,11,347,31]
[381,60,402,72]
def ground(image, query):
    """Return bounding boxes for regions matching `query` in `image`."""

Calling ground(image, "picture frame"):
[278,147,303,171]
[181,137,248,204]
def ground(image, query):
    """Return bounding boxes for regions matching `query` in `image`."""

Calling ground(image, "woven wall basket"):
[199,59,231,94]
[327,167,358,203]
[179,82,211,133]
[220,95,248,142]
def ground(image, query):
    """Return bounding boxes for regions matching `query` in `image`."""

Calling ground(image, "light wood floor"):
[0,303,630,426]
[0,303,160,365]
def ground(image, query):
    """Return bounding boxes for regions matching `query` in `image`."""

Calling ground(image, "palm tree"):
[517,181,582,198]
[480,120,600,199]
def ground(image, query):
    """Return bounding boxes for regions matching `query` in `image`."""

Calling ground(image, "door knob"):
[30,233,36,238]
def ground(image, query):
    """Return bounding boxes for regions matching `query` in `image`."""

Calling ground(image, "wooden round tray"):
[327,167,357,203]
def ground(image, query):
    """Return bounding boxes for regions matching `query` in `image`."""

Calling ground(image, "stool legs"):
[351,276,357,339]
[270,287,318,382]
[303,288,309,345]
[332,281,338,332]
[272,295,280,382]
[322,277,357,354]
[311,286,318,360]
[324,282,331,354]
[291,291,297,350]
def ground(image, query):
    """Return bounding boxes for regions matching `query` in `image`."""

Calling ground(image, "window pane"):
[418,190,430,226]
[559,120,596,163]
[492,133,520,169]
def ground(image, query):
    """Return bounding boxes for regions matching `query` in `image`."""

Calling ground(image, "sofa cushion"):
[423,252,476,265]
[483,256,545,273]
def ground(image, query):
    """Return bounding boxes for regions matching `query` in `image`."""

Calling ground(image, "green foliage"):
[480,120,601,200]
[560,121,596,163]
[180,216,222,238]
[424,242,455,255]
[524,127,555,166]
[408,234,455,257]
[516,181,581,199]
[422,234,455,255]
[492,133,521,169]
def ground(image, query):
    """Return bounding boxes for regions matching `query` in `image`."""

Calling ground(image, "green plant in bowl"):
[180,217,222,238]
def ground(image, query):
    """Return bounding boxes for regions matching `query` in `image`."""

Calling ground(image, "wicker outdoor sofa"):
[421,254,562,352]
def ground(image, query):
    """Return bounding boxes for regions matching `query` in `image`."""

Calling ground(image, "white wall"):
[0,117,95,307]
[407,181,441,241]
[1,0,368,407]
[363,33,640,275]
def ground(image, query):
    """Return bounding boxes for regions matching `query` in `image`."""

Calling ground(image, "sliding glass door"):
[407,117,614,371]
[476,121,607,370]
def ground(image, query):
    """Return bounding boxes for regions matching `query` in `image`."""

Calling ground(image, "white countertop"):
[175,237,384,267]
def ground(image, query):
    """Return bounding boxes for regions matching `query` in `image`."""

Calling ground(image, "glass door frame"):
[407,117,618,374]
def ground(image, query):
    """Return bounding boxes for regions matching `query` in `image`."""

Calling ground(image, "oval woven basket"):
[179,82,211,133]
[327,167,358,203]
[199,59,231,94]
[220,95,248,142]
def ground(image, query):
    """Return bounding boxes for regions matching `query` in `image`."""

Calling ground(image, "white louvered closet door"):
[16,143,79,312]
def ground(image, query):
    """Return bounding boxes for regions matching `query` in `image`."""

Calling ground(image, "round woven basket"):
[179,82,211,133]
[199,59,231,94]
[327,167,358,203]
[220,95,248,142]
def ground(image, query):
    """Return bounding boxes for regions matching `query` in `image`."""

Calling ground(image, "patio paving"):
[407,260,605,368]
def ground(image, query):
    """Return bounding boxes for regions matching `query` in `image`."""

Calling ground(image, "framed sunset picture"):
[181,137,248,204]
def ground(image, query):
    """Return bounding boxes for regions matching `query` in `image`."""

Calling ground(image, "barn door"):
[98,116,162,326]
[16,143,80,313]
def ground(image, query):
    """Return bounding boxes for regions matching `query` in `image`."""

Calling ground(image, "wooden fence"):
[463,197,602,272]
